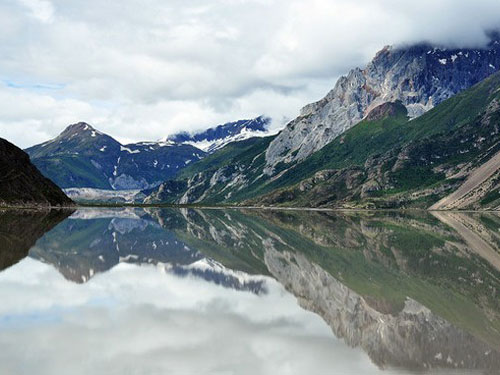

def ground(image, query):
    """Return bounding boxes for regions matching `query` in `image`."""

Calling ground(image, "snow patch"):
[182,127,272,153]
[157,140,175,147]
[120,146,140,154]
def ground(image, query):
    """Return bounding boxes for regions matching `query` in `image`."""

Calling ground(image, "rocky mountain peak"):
[264,34,500,174]
[59,122,101,139]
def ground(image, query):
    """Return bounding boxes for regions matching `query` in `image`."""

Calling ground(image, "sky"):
[2,0,500,148]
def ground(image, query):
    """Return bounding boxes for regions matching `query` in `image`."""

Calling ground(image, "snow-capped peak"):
[166,116,273,153]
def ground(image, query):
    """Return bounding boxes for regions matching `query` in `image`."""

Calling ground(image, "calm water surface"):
[0,208,499,375]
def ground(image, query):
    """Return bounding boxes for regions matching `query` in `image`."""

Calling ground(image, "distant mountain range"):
[25,122,206,191]
[24,116,271,194]
[145,33,500,210]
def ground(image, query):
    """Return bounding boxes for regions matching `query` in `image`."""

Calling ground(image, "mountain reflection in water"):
[0,207,499,375]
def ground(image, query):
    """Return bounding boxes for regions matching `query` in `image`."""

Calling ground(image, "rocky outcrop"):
[0,138,74,207]
[365,101,405,122]
[264,35,500,173]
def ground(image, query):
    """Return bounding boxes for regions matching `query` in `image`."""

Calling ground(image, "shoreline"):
[1,203,499,214]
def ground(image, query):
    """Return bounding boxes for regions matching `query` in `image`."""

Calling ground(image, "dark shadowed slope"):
[0,138,73,207]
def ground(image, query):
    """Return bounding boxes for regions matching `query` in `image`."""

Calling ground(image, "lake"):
[0,208,499,375]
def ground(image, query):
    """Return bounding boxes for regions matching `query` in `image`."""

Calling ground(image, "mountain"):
[264,33,500,173]
[248,72,500,209]
[0,138,74,207]
[26,122,206,190]
[145,38,500,209]
[167,116,271,153]
[144,136,274,204]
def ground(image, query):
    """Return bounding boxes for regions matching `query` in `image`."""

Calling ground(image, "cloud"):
[17,0,54,23]
[0,259,381,375]
[1,0,500,148]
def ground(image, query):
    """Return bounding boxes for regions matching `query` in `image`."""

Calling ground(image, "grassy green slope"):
[177,136,274,179]
[31,155,110,189]
[146,136,275,203]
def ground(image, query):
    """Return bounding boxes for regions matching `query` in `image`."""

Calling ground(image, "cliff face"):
[264,37,500,173]
[0,138,74,207]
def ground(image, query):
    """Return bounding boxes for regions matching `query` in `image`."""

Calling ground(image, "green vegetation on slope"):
[266,72,500,192]
[178,136,274,179]
[32,155,111,189]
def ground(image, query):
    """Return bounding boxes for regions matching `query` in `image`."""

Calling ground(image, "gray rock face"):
[264,36,500,173]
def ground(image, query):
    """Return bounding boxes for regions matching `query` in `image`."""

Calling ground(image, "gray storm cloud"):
[1,0,500,147]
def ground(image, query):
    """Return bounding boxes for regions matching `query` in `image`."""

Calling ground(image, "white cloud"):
[0,259,382,375]
[1,0,500,148]
[18,0,54,23]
